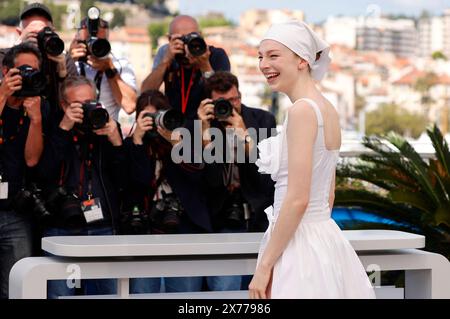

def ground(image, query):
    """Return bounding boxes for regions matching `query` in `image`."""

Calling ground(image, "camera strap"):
[79,62,86,77]
[78,63,103,102]
[180,67,197,114]
[77,141,95,199]
[94,71,103,102]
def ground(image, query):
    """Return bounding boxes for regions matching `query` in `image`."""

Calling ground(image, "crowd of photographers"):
[0,3,276,298]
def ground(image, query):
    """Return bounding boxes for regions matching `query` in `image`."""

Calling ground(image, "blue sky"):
[179,0,449,23]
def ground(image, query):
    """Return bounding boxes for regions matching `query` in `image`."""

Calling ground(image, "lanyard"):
[75,135,95,199]
[180,67,196,114]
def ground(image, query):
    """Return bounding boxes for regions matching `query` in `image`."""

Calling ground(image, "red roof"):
[393,69,450,86]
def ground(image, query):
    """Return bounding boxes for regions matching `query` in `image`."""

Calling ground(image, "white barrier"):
[9,230,450,299]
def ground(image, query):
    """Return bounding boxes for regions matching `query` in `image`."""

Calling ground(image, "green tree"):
[110,8,126,29]
[336,125,450,258]
[365,103,428,138]
[414,72,438,108]
[0,0,23,26]
[135,0,162,9]
[80,0,97,17]
[198,16,233,29]
[432,51,448,61]
[43,1,67,31]
[148,19,169,50]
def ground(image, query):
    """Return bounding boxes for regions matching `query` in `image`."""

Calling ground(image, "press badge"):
[82,197,104,223]
[0,182,8,199]
[0,176,8,199]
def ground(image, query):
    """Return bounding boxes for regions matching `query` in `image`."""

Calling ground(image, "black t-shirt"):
[0,101,50,210]
[163,46,231,120]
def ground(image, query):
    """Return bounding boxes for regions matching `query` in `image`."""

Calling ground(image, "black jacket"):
[205,104,277,232]
[0,101,51,211]
[124,138,212,233]
[37,116,126,231]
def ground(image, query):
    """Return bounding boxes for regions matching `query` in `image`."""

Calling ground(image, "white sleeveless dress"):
[255,98,376,299]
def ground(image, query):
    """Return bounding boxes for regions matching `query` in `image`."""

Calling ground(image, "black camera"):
[213,98,233,119]
[180,32,207,56]
[13,65,46,97]
[174,32,207,65]
[79,7,111,60]
[45,186,84,227]
[143,109,184,136]
[149,191,183,234]
[37,27,64,56]
[222,191,252,230]
[77,37,111,60]
[79,100,109,131]
[14,184,51,222]
[121,205,150,235]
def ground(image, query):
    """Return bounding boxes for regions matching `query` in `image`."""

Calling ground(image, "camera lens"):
[81,101,109,130]
[89,108,109,129]
[37,27,64,56]
[214,98,233,119]
[43,36,64,56]
[156,109,184,131]
[186,34,207,56]
[88,38,111,58]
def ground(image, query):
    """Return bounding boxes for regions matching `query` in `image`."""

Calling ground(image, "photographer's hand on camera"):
[188,46,212,72]
[0,68,22,99]
[133,111,154,145]
[69,40,87,62]
[59,102,83,131]
[222,108,246,131]
[197,98,215,146]
[163,34,185,65]
[197,98,215,125]
[19,30,39,47]
[87,55,113,72]
[93,118,122,146]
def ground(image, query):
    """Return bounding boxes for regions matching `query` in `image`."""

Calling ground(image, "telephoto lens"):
[87,37,111,58]
[143,109,184,132]
[154,109,184,131]
[37,27,65,56]
[213,98,233,119]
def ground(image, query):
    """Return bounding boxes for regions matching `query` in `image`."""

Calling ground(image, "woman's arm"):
[249,101,318,299]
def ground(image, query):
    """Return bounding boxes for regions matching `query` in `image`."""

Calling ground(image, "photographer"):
[69,8,137,121]
[37,76,125,298]
[198,71,276,291]
[124,90,212,293]
[141,15,230,120]
[0,3,78,113]
[0,43,49,299]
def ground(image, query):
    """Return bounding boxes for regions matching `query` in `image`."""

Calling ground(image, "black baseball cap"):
[20,2,53,23]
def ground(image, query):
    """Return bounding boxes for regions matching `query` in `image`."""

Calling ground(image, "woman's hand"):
[248,264,273,299]
[133,111,154,145]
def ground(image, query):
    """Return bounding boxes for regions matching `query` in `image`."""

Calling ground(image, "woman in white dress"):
[249,21,376,299]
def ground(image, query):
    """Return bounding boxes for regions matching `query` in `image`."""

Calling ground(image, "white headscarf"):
[261,20,331,81]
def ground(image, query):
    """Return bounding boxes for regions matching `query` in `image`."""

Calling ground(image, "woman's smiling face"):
[258,39,308,94]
